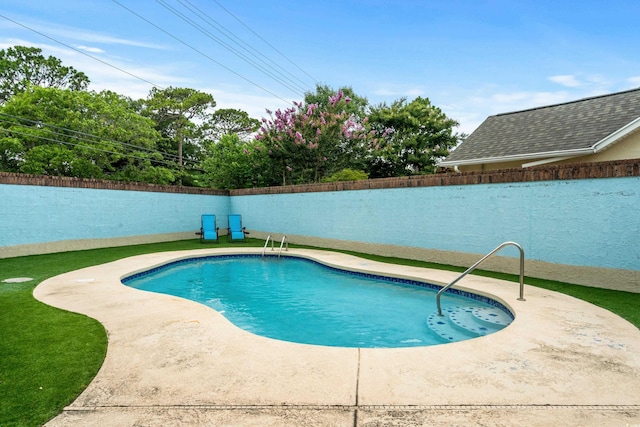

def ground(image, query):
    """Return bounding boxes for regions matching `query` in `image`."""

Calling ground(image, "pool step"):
[471,307,513,327]
[426,306,511,343]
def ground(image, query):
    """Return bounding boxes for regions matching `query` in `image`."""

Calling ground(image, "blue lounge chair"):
[198,214,219,243]
[227,214,247,242]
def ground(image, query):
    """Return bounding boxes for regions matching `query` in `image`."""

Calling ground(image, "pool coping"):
[34,248,640,426]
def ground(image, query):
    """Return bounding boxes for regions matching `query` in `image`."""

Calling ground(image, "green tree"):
[0,46,89,104]
[322,168,369,182]
[366,97,459,177]
[204,108,260,142]
[144,87,215,167]
[201,133,271,189]
[0,86,172,182]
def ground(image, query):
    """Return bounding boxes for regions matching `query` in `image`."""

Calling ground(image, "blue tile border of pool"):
[121,253,515,320]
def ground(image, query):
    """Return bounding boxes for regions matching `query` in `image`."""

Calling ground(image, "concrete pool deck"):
[34,248,640,426]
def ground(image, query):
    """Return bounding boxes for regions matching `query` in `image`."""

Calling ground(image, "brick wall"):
[0,172,229,196]
[2,158,638,196]
[230,159,640,196]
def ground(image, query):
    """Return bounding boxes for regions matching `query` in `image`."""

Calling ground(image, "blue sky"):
[1,0,639,134]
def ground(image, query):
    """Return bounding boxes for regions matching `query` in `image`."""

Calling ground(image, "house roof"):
[440,87,640,167]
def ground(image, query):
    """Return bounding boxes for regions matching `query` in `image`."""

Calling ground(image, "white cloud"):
[548,75,582,87]
[3,15,168,51]
[76,45,105,54]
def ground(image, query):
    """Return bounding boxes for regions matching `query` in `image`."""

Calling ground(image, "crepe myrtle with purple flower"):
[256,88,370,185]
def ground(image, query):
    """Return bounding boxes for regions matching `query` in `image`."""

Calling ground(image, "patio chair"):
[227,214,247,242]
[198,214,219,243]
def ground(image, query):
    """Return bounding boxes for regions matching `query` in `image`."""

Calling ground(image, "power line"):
[0,13,164,90]
[2,5,315,109]
[0,127,194,169]
[176,0,313,92]
[211,0,318,86]
[0,112,182,162]
[113,0,295,105]
[155,0,309,96]
[0,114,204,168]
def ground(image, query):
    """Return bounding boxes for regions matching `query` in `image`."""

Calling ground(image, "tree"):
[0,86,172,182]
[256,90,370,185]
[0,46,89,104]
[144,87,216,166]
[304,84,368,118]
[201,133,272,189]
[204,108,260,142]
[366,97,459,178]
[322,168,369,182]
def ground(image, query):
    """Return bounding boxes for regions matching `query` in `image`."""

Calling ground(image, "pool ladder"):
[262,235,288,259]
[436,241,525,316]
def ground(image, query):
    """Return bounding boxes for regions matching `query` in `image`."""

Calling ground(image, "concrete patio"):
[34,248,640,426]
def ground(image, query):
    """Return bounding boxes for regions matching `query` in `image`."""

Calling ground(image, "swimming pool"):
[122,254,513,348]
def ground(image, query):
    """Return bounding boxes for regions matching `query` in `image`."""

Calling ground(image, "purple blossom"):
[328,90,344,107]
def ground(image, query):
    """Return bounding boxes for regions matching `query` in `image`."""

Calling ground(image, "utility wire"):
[0,112,183,163]
[176,0,313,92]
[0,115,204,168]
[155,0,307,97]
[0,127,198,169]
[113,0,294,104]
[211,0,318,86]
[0,13,164,90]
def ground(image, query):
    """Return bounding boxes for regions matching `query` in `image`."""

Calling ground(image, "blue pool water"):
[123,255,513,348]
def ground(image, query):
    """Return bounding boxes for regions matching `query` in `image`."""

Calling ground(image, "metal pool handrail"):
[262,235,272,258]
[277,236,288,259]
[436,241,525,316]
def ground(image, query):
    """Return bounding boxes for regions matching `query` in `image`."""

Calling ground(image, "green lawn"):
[1,239,638,426]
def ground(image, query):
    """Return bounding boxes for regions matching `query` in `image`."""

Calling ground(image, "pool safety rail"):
[436,241,525,316]
[262,235,272,257]
[261,235,289,259]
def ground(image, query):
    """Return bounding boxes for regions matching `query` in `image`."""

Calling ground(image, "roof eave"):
[438,148,595,167]
[592,116,640,152]
[439,116,640,168]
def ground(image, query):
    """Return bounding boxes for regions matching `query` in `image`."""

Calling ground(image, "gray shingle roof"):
[441,87,640,165]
